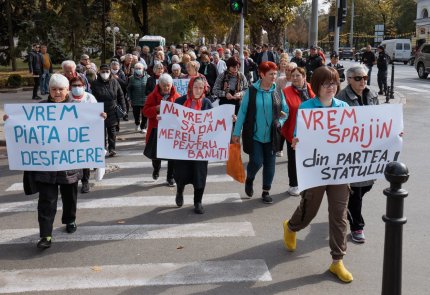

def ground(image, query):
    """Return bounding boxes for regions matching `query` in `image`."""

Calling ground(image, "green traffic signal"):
[230,0,243,14]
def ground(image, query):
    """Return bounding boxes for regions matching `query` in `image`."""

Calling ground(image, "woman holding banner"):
[232,61,289,204]
[282,66,354,283]
[281,67,315,196]
[143,73,181,186]
[336,64,379,244]
[173,77,213,214]
[2,74,106,249]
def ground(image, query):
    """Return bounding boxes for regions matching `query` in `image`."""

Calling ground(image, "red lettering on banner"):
[327,109,337,129]
[340,108,357,125]
[163,103,179,116]
[215,119,227,131]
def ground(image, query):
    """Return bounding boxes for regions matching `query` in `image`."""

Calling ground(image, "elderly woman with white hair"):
[336,64,379,244]
[290,49,306,68]
[168,55,180,74]
[171,63,186,79]
[2,74,104,249]
[184,61,210,95]
[61,60,90,92]
[146,62,165,95]
[143,73,181,185]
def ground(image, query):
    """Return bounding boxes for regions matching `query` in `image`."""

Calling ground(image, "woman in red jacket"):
[143,73,181,186]
[281,67,315,196]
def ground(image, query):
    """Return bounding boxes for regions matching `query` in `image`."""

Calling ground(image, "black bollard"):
[381,162,409,295]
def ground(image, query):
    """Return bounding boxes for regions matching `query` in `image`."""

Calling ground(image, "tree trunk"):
[227,21,240,44]
[6,0,16,71]
[101,0,106,64]
[142,0,148,35]
[250,23,262,46]
[265,21,283,46]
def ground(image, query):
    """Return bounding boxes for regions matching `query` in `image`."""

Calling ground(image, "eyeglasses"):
[348,76,368,82]
[322,82,337,88]
[71,84,84,87]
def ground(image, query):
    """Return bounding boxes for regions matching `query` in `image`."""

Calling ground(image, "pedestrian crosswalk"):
[0,131,275,293]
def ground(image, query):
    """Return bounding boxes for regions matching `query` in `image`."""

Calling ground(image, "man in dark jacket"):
[361,45,376,86]
[256,44,275,65]
[198,52,218,94]
[28,43,43,100]
[91,64,126,157]
[305,45,323,81]
[376,45,389,95]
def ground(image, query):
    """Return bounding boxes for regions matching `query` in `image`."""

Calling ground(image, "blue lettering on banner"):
[20,148,105,166]
[59,105,78,120]
[173,79,189,96]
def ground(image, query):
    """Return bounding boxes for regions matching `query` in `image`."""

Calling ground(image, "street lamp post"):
[130,33,140,48]
[106,26,119,57]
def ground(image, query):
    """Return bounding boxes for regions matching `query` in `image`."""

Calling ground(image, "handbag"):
[143,128,158,159]
[226,143,246,183]
[271,120,283,153]
[23,171,38,195]
[115,104,127,119]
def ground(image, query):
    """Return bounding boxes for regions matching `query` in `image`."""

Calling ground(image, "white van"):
[379,39,412,64]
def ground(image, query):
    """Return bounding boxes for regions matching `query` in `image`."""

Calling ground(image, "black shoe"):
[66,222,77,234]
[175,192,184,207]
[152,170,159,180]
[37,237,51,249]
[81,182,90,193]
[245,178,254,197]
[167,178,176,187]
[123,115,129,121]
[378,91,384,95]
[194,203,204,214]
[262,191,273,204]
[108,150,117,157]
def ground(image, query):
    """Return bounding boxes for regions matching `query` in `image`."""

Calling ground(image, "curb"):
[0,87,33,93]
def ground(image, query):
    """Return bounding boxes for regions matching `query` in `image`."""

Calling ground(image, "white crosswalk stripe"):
[0,222,255,244]
[6,175,234,191]
[396,85,428,93]
[109,161,226,168]
[0,193,242,213]
[0,260,271,293]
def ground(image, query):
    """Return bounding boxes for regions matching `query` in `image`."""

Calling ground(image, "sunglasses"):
[348,76,368,81]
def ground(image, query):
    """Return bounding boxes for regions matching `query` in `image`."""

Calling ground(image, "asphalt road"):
[0,62,429,295]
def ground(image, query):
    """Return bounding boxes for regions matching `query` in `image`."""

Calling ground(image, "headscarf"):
[183,77,205,110]
[293,82,311,102]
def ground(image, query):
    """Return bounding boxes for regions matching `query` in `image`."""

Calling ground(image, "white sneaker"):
[135,125,141,132]
[276,151,283,157]
[287,186,300,196]
[141,128,147,134]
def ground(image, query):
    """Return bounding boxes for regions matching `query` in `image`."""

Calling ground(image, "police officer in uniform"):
[327,51,345,82]
[376,45,389,95]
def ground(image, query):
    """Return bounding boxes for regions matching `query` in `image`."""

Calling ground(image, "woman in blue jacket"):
[232,61,289,204]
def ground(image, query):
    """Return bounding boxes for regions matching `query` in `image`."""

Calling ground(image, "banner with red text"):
[295,104,403,192]
[157,101,235,162]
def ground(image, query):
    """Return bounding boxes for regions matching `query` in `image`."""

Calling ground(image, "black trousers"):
[366,65,373,85]
[377,69,387,92]
[132,105,147,129]
[32,76,40,99]
[286,141,298,187]
[152,159,174,179]
[347,185,373,231]
[82,168,90,184]
[177,185,204,205]
[37,182,78,237]
[105,125,117,152]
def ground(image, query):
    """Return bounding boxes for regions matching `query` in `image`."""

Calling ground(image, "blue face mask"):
[71,86,85,97]
[134,69,143,76]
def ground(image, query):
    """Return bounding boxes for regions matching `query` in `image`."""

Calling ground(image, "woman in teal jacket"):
[127,63,148,132]
[232,61,289,204]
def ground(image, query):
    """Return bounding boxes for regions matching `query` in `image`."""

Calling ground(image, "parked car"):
[414,43,430,79]
[339,47,354,60]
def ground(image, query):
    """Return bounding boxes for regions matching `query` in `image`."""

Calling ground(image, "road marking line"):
[0,222,255,244]
[5,175,233,192]
[116,140,145,147]
[0,260,271,293]
[0,193,242,213]
[396,85,428,93]
[110,161,226,169]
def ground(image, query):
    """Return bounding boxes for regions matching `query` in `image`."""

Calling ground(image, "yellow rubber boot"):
[283,220,296,251]
[329,260,353,283]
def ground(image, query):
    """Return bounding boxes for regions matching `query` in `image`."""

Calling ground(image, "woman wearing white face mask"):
[91,64,126,157]
[127,63,149,133]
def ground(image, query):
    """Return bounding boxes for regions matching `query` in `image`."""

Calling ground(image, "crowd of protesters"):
[10,40,396,284]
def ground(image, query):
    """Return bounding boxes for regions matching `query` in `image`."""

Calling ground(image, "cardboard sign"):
[156,79,189,96]
[295,104,403,191]
[157,101,234,162]
[4,103,105,171]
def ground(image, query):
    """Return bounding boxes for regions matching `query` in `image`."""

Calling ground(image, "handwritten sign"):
[156,79,190,96]
[157,101,234,162]
[295,104,403,192]
[4,103,105,171]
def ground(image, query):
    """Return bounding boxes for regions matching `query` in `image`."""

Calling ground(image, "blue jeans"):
[246,140,276,191]
[40,69,50,95]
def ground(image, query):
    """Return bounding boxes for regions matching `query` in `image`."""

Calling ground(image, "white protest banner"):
[4,103,105,171]
[156,79,189,96]
[295,104,403,192]
[157,101,235,162]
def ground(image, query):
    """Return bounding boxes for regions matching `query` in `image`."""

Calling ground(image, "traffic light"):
[337,0,347,26]
[230,0,243,14]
